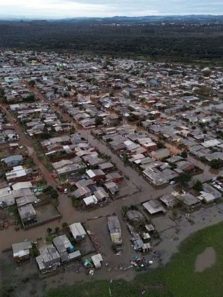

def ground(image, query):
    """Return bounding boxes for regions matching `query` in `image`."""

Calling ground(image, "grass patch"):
[46,222,223,297]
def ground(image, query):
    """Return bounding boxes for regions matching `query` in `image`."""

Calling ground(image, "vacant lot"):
[45,222,223,297]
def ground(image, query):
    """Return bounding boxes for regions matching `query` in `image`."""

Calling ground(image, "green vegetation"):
[23,93,35,102]
[157,141,164,149]
[122,153,129,165]
[28,80,36,87]
[43,186,59,200]
[46,222,223,297]
[0,88,5,98]
[176,172,192,187]
[210,159,223,170]
[193,180,203,192]
[1,17,223,63]
[181,151,188,158]
[95,116,103,126]
[30,243,39,257]
[71,196,81,208]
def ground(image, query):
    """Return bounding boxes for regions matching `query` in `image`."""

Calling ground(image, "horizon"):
[0,0,223,20]
[0,14,223,21]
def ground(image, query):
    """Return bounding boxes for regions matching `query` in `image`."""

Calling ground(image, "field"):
[46,222,223,297]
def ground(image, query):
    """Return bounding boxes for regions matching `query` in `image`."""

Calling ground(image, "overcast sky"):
[0,0,223,19]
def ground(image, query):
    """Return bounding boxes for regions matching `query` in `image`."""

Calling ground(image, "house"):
[56,163,86,176]
[36,245,61,273]
[104,181,119,195]
[151,148,170,160]
[143,167,168,186]
[130,153,145,164]
[69,222,87,241]
[2,155,23,167]
[124,140,140,153]
[176,160,195,173]
[161,168,178,181]
[203,183,222,200]
[12,240,32,263]
[83,155,104,166]
[127,221,145,248]
[160,193,178,208]
[137,137,157,152]
[18,204,37,226]
[12,181,33,191]
[72,186,91,199]
[202,139,221,148]
[4,129,18,141]
[5,165,30,182]
[143,200,166,215]
[166,155,183,164]
[75,179,95,188]
[0,186,15,207]
[199,192,217,204]
[16,194,37,207]
[177,193,201,211]
[106,172,123,184]
[0,187,35,207]
[199,183,222,203]
[126,210,145,224]
[53,235,81,263]
[94,187,109,202]
[107,215,122,246]
[99,162,114,172]
[86,169,105,182]
[83,195,98,207]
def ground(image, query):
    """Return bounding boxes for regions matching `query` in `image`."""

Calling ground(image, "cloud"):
[0,0,222,19]
[0,0,112,18]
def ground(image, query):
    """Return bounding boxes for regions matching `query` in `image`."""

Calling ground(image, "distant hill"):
[57,15,223,24]
[0,15,223,62]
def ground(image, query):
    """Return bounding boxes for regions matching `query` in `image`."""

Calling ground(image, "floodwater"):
[195,247,216,272]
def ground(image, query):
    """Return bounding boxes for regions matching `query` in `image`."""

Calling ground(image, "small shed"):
[91,254,103,269]
[12,240,32,262]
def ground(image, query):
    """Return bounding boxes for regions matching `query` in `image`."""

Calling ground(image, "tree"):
[210,159,223,170]
[95,116,103,126]
[0,88,5,97]
[55,226,60,234]
[181,151,188,158]
[28,80,35,87]
[47,227,52,234]
[44,186,59,200]
[62,222,68,232]
[122,153,129,165]
[193,180,203,192]
[157,141,164,149]
[24,93,35,102]
[176,172,192,187]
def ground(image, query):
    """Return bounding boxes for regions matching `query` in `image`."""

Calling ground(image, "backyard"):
[46,222,223,297]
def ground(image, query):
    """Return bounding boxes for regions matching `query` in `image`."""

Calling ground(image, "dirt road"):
[0,103,57,188]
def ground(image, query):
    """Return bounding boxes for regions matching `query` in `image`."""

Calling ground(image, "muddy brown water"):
[195,247,216,272]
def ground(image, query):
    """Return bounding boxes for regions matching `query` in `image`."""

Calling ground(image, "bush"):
[193,180,203,192]
[210,159,223,169]
[23,93,35,102]
[44,186,59,200]
[181,151,188,158]
[176,172,192,187]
